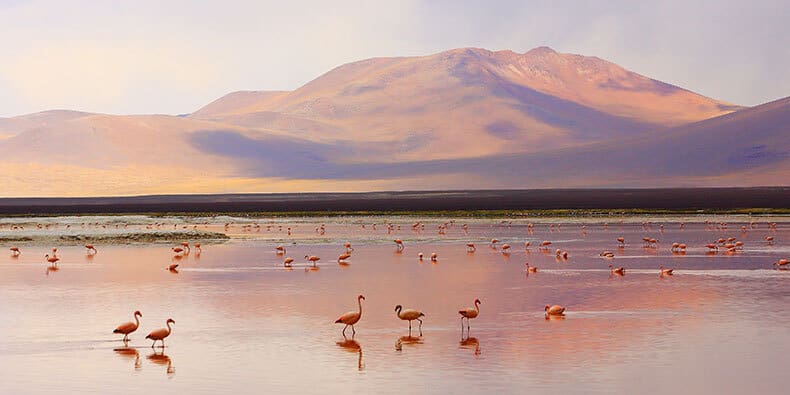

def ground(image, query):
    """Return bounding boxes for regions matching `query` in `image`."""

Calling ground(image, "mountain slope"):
[191,47,740,161]
[0,46,778,197]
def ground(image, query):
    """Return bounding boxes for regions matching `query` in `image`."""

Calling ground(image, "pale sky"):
[0,0,787,117]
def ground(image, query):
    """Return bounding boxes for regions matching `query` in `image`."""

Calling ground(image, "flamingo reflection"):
[114,345,142,370]
[147,350,175,375]
[335,338,364,371]
[459,336,481,357]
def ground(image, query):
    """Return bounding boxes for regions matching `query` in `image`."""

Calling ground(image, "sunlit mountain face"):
[1,47,785,197]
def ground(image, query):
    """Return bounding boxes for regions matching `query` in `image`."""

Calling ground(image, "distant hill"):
[0,46,783,197]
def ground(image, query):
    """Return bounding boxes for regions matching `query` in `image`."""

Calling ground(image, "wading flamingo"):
[540,241,552,249]
[660,266,674,276]
[283,257,294,268]
[44,254,60,266]
[10,247,20,256]
[180,242,190,254]
[395,305,425,335]
[773,259,788,268]
[305,255,320,267]
[275,245,286,255]
[167,263,179,272]
[114,311,142,342]
[85,244,97,254]
[545,305,566,316]
[501,244,511,254]
[609,264,625,275]
[466,243,476,252]
[490,239,499,248]
[338,253,351,264]
[335,295,365,336]
[430,252,438,262]
[194,243,202,253]
[394,239,404,251]
[458,299,481,331]
[525,263,538,273]
[344,242,354,253]
[617,237,625,247]
[146,318,175,348]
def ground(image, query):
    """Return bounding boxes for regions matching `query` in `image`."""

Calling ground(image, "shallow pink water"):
[0,218,788,394]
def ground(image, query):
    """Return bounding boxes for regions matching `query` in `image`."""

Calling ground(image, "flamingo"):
[395,305,425,335]
[466,243,476,252]
[305,255,320,267]
[172,247,184,256]
[773,259,788,268]
[501,244,511,254]
[85,244,97,254]
[524,241,531,249]
[44,254,59,266]
[335,295,365,336]
[9,247,20,256]
[167,263,179,272]
[430,252,438,262]
[540,241,552,249]
[338,253,351,264]
[146,318,175,348]
[616,237,625,247]
[600,251,615,258]
[180,242,190,254]
[394,239,404,251]
[113,311,142,342]
[344,242,354,253]
[275,245,286,255]
[194,243,202,253]
[545,305,566,316]
[458,299,481,331]
[609,264,625,275]
[660,266,674,276]
[525,263,538,273]
[283,257,294,268]
[490,238,499,248]
[417,252,424,261]
[705,243,718,252]
[765,236,774,245]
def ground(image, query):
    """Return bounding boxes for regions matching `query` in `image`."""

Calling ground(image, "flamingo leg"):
[417,318,423,335]
[351,325,356,335]
[342,325,348,336]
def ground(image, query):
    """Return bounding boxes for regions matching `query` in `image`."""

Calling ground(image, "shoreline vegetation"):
[0,188,787,217]
[0,208,788,219]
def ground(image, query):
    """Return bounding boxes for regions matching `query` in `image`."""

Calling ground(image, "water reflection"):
[395,335,424,351]
[336,338,364,371]
[147,351,175,375]
[460,336,481,357]
[114,345,142,370]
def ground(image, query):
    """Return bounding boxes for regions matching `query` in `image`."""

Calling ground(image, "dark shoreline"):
[0,188,787,215]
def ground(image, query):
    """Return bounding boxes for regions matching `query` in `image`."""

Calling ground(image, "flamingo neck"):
[475,302,480,313]
[134,314,140,329]
[358,298,363,316]
[166,322,173,334]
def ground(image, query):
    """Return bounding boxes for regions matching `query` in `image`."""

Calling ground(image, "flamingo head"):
[167,318,175,325]
[134,310,142,317]
[394,305,402,312]
[358,295,365,301]
[474,299,481,305]
[544,305,550,311]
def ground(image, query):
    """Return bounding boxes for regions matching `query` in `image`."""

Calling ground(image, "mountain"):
[1,46,782,197]
[190,47,740,161]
